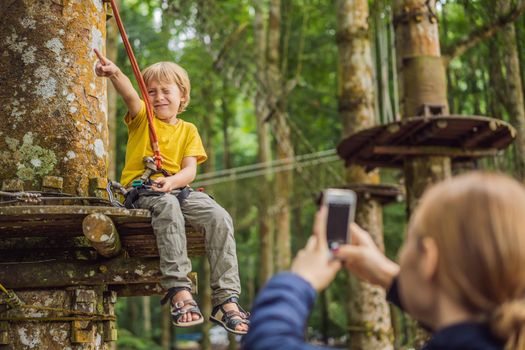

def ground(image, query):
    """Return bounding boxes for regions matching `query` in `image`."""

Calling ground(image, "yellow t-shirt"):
[120,100,207,187]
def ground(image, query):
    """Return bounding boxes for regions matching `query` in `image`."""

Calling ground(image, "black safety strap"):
[123,186,191,209]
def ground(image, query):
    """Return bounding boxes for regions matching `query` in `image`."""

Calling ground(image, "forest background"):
[107,0,525,349]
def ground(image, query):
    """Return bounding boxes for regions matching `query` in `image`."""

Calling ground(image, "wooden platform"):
[0,205,204,295]
[0,205,205,257]
[337,116,516,168]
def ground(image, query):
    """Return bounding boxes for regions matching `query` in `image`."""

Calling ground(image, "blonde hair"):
[409,172,525,349]
[142,62,191,113]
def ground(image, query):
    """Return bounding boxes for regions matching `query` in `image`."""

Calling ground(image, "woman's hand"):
[94,48,120,78]
[291,206,342,291]
[334,223,400,289]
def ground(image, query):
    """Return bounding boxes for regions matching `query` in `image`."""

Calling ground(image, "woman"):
[244,172,525,349]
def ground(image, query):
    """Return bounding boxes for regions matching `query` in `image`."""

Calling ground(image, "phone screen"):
[326,202,351,247]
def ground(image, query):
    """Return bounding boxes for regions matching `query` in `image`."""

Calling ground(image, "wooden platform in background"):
[337,115,516,169]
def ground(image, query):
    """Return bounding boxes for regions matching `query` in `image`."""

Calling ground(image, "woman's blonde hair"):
[409,172,525,349]
[142,62,191,113]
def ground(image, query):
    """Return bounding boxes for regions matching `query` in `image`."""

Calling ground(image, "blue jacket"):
[243,272,324,350]
[243,272,504,350]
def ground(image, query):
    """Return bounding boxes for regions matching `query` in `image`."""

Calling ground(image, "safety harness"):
[107,156,191,210]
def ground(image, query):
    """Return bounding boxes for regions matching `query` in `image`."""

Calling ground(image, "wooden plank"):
[461,125,497,148]
[0,232,204,260]
[409,121,447,144]
[343,184,403,205]
[121,233,205,258]
[0,257,162,290]
[372,146,498,157]
[0,205,151,219]
[110,273,198,296]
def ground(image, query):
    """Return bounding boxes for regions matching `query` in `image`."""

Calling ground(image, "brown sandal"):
[210,296,250,335]
[161,287,203,327]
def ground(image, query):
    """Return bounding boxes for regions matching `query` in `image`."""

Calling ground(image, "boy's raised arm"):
[94,48,142,118]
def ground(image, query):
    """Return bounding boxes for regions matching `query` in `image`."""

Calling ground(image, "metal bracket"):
[416,104,446,117]
[393,0,439,26]
[89,177,109,200]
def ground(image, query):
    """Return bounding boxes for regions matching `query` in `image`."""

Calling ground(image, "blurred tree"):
[268,0,295,271]
[253,0,275,286]
[336,0,394,349]
[105,0,525,348]
[496,0,525,180]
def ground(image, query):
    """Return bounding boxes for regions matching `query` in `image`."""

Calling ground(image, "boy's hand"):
[94,48,119,78]
[151,176,177,193]
[93,48,141,116]
[291,206,342,291]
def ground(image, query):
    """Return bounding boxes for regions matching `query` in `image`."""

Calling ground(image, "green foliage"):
[117,329,164,350]
[108,0,525,347]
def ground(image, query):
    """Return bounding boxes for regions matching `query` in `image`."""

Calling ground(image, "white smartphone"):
[322,188,357,250]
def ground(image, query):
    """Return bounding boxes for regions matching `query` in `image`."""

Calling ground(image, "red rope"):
[108,0,163,170]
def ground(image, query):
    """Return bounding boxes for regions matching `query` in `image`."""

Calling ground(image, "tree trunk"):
[336,1,394,349]
[254,0,275,286]
[1,288,115,349]
[106,0,119,181]
[142,296,151,339]
[394,1,450,347]
[273,119,294,271]
[200,80,216,350]
[394,0,451,212]
[201,257,212,350]
[488,39,505,119]
[267,0,294,271]
[0,0,108,195]
[0,3,113,348]
[129,297,140,335]
[201,83,216,173]
[497,0,525,180]
[161,303,171,349]
[222,91,233,170]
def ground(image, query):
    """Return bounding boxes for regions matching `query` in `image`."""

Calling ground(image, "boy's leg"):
[135,193,192,290]
[179,190,241,306]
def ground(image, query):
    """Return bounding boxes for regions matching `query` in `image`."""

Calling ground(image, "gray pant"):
[135,189,241,306]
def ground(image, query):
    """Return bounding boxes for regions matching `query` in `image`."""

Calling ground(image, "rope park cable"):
[193,149,340,187]
[106,0,163,170]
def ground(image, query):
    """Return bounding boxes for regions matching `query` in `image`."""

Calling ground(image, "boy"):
[94,49,249,334]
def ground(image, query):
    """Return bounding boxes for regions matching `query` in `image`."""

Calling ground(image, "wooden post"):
[0,0,108,195]
[82,213,121,258]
